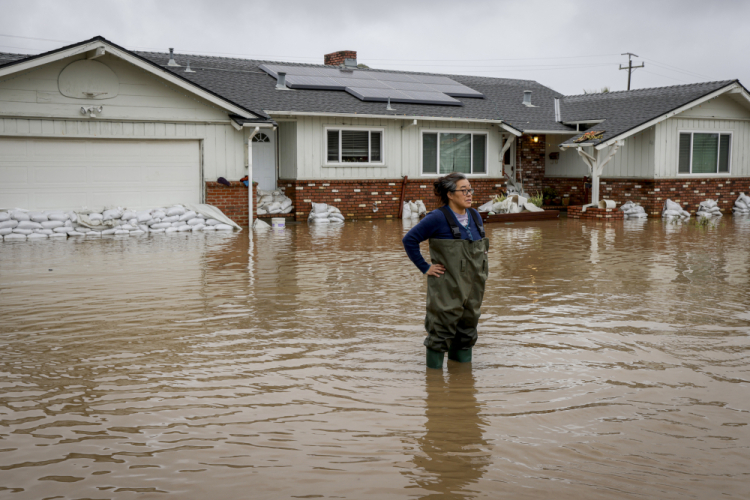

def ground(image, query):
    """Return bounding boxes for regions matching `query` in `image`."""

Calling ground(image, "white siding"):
[677,94,750,120]
[0,117,246,183]
[280,115,507,180]
[278,121,297,179]
[546,129,656,179]
[655,116,750,178]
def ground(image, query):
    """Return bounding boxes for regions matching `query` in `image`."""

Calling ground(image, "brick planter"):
[205,181,256,227]
[568,206,625,220]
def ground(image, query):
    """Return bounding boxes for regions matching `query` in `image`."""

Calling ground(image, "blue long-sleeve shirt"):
[402,206,484,274]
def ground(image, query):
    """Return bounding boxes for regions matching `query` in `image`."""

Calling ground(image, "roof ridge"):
[562,79,735,99]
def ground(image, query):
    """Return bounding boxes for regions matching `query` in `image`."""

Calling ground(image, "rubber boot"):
[426,348,445,370]
[448,343,472,363]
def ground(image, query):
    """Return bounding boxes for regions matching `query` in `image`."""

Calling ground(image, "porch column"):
[247,126,259,227]
[575,141,622,210]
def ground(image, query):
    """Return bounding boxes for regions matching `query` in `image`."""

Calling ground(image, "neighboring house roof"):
[560,80,746,148]
[134,50,576,134]
[0,36,271,121]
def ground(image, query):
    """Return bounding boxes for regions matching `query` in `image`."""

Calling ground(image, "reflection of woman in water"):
[402,172,489,369]
[413,363,488,498]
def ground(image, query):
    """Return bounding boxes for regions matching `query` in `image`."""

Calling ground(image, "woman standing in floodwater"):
[402,172,489,369]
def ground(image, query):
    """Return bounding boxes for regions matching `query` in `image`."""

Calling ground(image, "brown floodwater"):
[1,216,749,499]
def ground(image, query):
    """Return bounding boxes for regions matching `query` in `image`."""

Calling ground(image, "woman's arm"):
[402,212,443,274]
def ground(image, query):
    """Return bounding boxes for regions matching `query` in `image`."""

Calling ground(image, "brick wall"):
[547,176,750,217]
[279,177,507,220]
[568,206,624,220]
[324,50,357,66]
[205,181,256,227]
[516,134,546,194]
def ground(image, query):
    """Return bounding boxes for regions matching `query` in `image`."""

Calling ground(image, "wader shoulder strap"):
[437,207,462,239]
[469,208,486,238]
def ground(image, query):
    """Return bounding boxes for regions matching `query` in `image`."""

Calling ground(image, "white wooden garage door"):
[0,138,201,211]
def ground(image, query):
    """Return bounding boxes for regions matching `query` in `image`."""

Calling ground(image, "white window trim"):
[323,125,386,166]
[419,129,490,177]
[677,130,733,176]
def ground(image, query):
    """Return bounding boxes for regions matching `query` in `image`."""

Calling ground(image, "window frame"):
[419,129,490,177]
[323,126,386,166]
[677,130,733,175]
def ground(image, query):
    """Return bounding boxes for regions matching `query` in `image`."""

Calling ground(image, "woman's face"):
[448,179,473,209]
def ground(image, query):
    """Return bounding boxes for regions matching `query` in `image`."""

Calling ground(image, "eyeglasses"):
[453,188,475,196]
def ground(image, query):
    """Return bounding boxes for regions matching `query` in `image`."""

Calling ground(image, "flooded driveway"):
[1,217,749,499]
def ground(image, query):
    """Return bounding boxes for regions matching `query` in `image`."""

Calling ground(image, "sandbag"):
[121,210,137,220]
[281,206,294,214]
[88,213,103,221]
[101,228,118,235]
[187,218,203,226]
[215,224,234,230]
[103,208,123,221]
[30,213,48,222]
[257,208,268,215]
[136,211,152,223]
[68,231,85,237]
[312,217,330,224]
[138,224,150,232]
[0,212,9,222]
[40,220,63,229]
[416,200,427,216]
[267,202,281,212]
[151,223,172,230]
[179,210,196,222]
[165,227,179,233]
[54,227,73,233]
[0,227,12,236]
[119,224,135,231]
[129,230,145,236]
[150,228,166,233]
[13,228,33,235]
[281,199,293,210]
[86,232,102,238]
[49,232,67,238]
[18,221,42,230]
[161,215,179,224]
[0,220,19,229]
[151,210,166,219]
[167,206,186,217]
[191,224,206,232]
[4,233,26,241]
[75,226,91,233]
[312,202,329,214]
[114,230,130,235]
[329,213,345,221]
[47,212,69,221]
[177,225,192,232]
[203,226,216,231]
[28,233,48,239]
[205,219,221,226]
[402,202,412,219]
[311,212,330,219]
[11,210,30,221]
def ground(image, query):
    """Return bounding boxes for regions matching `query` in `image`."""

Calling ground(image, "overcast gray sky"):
[1,0,748,95]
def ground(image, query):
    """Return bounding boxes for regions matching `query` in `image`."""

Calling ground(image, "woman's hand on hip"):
[426,264,445,277]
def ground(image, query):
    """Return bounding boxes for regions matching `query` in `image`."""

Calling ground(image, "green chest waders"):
[425,208,489,369]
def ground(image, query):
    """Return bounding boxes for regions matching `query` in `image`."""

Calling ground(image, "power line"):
[641,57,713,80]
[619,53,645,90]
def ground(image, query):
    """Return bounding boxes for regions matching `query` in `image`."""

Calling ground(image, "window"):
[326,129,383,163]
[252,132,271,143]
[422,132,487,175]
[678,132,731,174]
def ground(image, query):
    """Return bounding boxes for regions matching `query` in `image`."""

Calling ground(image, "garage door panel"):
[0,166,29,184]
[0,138,200,211]
[90,166,143,183]
[0,192,29,208]
[34,166,88,184]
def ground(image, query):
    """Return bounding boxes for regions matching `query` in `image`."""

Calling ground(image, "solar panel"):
[259,64,483,106]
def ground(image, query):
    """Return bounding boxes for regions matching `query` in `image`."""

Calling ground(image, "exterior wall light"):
[80,106,103,118]
[533,136,539,143]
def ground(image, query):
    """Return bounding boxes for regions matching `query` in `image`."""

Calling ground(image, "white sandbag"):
[11,210,30,221]
[161,215,179,224]
[30,213,48,222]
[215,224,234,231]
[150,228,166,233]
[416,200,427,216]
[18,221,42,230]
[0,227,12,236]
[63,220,73,227]
[259,195,274,206]
[129,230,145,236]
[523,202,544,213]
[268,207,282,214]
[187,218,203,226]
[0,212,9,222]
[41,220,63,229]
[191,224,206,232]
[28,232,48,239]
[165,227,179,233]
[138,224,150,232]
[136,211,152,223]
[47,212,68,221]
[35,229,53,235]
[281,206,294,214]
[329,213,345,222]
[119,224,135,231]
[203,226,216,231]
[267,202,281,212]
[114,230,130,235]
[86,231,102,238]
[151,210,166,219]
[67,212,78,223]
[735,200,749,210]
[281,199,293,210]
[177,225,192,232]
[0,220,19,229]
[13,228,33,235]
[88,213,103,221]
[101,228,118,235]
[53,227,71,234]
[151,223,172,229]
[102,208,123,221]
[409,201,418,215]
[166,206,186,217]
[49,232,67,238]
[664,199,682,212]
[172,221,182,227]
[662,209,683,217]
[179,210,196,222]
[68,231,85,237]
[402,202,412,219]
[121,210,137,220]
[312,217,330,224]
[477,200,494,212]
[627,212,649,218]
[205,219,221,226]
[257,208,268,215]
[312,202,329,214]
[4,233,26,241]
[311,212,330,219]
[74,226,91,233]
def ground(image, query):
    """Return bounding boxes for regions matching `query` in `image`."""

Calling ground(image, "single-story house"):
[1,36,748,223]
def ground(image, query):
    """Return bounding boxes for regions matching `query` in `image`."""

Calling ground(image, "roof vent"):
[523,90,532,106]
[386,98,395,111]
[276,71,289,90]
[167,48,180,67]
[184,60,195,73]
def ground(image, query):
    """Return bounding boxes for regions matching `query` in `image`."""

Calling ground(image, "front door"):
[252,131,276,191]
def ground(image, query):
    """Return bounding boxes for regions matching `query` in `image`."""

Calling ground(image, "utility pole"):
[620,53,644,90]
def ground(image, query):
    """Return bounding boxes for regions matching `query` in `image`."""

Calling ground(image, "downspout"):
[248,126,259,227]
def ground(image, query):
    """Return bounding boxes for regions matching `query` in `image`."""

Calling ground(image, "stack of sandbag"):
[485,194,540,215]
[307,202,345,224]
[696,199,723,218]
[0,205,237,241]
[732,193,750,215]
[619,201,648,219]
[662,199,691,220]
[256,188,293,215]
[402,200,426,219]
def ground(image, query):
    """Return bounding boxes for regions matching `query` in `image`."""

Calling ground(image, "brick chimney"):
[324,50,357,66]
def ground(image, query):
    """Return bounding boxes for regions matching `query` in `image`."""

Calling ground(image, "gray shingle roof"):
[134,50,576,133]
[559,80,739,146]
